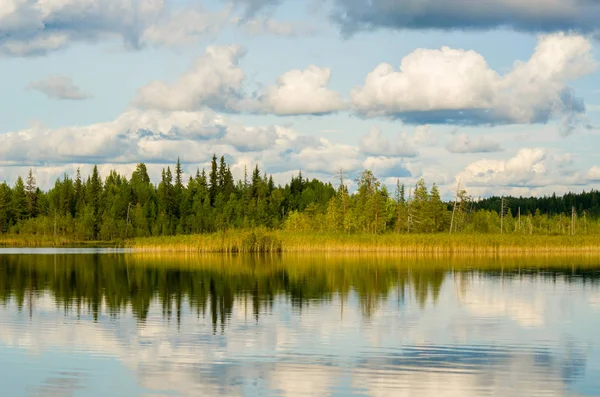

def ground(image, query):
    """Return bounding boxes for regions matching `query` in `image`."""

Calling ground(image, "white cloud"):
[412,125,438,147]
[456,148,549,189]
[0,107,362,188]
[292,139,361,174]
[362,157,411,178]
[223,125,280,152]
[257,66,345,115]
[133,45,247,112]
[27,75,91,100]
[135,52,344,116]
[553,153,574,168]
[351,33,596,129]
[359,127,418,157]
[0,0,230,56]
[446,133,501,153]
[0,109,227,167]
[587,166,600,182]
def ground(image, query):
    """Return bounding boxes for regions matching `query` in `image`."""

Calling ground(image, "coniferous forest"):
[2,154,600,242]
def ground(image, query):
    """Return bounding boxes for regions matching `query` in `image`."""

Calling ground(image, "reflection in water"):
[1,253,600,397]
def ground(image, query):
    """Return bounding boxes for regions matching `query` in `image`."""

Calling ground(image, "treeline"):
[1,155,600,240]
[474,191,600,219]
[0,156,335,240]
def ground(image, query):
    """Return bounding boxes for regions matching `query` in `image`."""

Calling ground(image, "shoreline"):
[3,231,600,253]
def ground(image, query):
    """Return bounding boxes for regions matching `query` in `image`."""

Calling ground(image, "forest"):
[2,154,600,242]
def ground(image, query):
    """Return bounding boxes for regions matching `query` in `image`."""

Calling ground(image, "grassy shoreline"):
[2,230,600,253]
[126,230,600,254]
[0,236,117,248]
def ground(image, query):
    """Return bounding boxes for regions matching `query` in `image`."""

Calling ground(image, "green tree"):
[25,169,38,218]
[0,183,12,232]
[11,177,27,223]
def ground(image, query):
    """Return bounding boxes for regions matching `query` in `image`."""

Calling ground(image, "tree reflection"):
[1,253,599,330]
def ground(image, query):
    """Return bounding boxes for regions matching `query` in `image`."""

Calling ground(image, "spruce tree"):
[0,183,12,232]
[11,177,27,222]
[25,169,38,218]
[209,155,218,206]
[87,165,103,238]
[429,184,447,232]
[74,168,84,215]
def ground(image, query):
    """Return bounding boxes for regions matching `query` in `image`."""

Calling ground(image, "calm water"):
[1,251,600,396]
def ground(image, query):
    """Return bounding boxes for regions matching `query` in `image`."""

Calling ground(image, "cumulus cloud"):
[587,166,600,182]
[446,133,502,154]
[134,45,246,113]
[553,153,575,168]
[135,51,343,116]
[456,148,550,192]
[27,75,91,100]
[330,0,600,36]
[359,127,418,157]
[0,109,227,166]
[362,156,411,178]
[351,33,596,129]
[256,66,345,115]
[222,125,280,152]
[412,125,438,147]
[0,0,229,56]
[291,139,361,174]
[0,106,363,188]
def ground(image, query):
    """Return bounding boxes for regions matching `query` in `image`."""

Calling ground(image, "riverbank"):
[0,236,115,247]
[125,230,600,253]
[3,230,600,253]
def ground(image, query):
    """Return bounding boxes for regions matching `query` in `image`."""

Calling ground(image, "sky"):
[2,0,600,198]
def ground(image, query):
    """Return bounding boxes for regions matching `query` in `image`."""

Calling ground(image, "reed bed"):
[0,235,112,247]
[0,236,76,247]
[126,230,600,254]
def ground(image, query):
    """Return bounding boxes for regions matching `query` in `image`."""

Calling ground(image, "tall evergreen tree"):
[25,169,38,218]
[11,177,27,222]
[0,183,12,232]
[209,155,218,206]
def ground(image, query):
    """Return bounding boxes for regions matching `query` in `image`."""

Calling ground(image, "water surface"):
[1,251,599,396]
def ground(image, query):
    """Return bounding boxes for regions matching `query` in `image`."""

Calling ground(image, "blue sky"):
[2,0,600,198]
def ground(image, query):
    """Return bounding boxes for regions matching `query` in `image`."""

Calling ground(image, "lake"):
[1,250,599,396]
